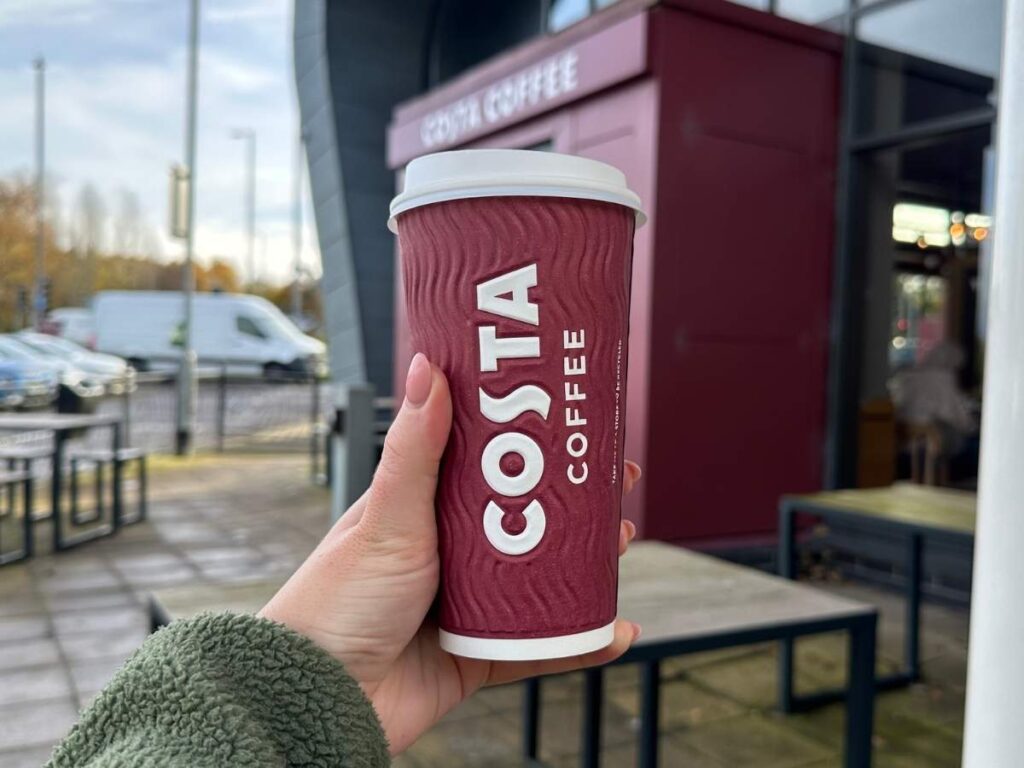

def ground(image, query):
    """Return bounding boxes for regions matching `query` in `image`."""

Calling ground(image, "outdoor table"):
[0,412,124,551]
[148,541,877,768]
[777,483,976,702]
[525,541,877,768]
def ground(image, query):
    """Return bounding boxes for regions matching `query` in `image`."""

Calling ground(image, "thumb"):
[362,353,452,539]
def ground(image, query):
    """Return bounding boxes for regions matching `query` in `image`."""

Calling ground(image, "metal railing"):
[106,361,328,456]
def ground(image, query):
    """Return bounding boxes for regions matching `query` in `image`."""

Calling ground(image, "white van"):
[93,291,327,375]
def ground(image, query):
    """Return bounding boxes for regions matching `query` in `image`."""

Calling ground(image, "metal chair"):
[68,447,148,527]
[0,466,34,565]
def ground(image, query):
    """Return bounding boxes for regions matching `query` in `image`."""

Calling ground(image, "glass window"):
[859,0,1003,79]
[777,0,845,26]
[236,316,268,340]
[548,0,590,33]
[852,0,1001,137]
[723,0,770,10]
[891,274,947,369]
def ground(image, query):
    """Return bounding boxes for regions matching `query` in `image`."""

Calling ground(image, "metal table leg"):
[905,533,922,682]
[22,473,34,559]
[778,503,796,712]
[845,613,877,768]
[51,430,65,552]
[638,660,661,768]
[523,677,541,760]
[582,667,603,768]
[111,421,123,529]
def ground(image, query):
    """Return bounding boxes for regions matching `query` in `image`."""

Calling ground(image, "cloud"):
[0,0,319,285]
[206,0,282,24]
[0,0,103,27]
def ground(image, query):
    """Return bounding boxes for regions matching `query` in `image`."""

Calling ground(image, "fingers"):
[623,460,642,494]
[485,619,641,686]
[361,353,452,541]
[618,519,636,556]
[619,460,641,555]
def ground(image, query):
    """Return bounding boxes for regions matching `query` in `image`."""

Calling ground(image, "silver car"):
[0,335,105,399]
[16,331,136,395]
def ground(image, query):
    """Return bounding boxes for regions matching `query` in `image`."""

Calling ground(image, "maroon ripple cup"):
[389,149,644,660]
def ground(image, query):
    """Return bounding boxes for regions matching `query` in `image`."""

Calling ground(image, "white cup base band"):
[439,621,616,661]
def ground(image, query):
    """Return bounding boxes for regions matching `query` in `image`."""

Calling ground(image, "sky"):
[0,0,320,285]
[0,0,1004,291]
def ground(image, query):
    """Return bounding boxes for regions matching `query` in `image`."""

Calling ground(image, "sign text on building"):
[419,51,579,150]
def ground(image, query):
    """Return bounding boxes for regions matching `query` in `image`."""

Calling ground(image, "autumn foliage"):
[0,177,317,332]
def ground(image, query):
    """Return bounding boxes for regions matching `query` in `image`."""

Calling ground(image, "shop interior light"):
[893,202,951,248]
[965,212,993,228]
[893,226,919,244]
[923,231,951,247]
[973,227,989,241]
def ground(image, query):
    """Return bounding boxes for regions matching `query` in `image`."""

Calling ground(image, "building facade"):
[297,0,1003,551]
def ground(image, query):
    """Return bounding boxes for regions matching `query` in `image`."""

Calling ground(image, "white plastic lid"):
[388,149,645,232]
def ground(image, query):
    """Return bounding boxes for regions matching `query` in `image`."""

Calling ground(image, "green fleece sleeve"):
[46,612,390,767]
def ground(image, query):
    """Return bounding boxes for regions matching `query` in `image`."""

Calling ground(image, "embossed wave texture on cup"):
[398,195,634,639]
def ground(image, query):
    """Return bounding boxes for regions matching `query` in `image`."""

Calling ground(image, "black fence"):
[110,365,329,455]
[0,363,331,467]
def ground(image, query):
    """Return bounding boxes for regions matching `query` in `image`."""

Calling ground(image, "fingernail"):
[628,462,643,481]
[405,353,432,408]
[631,622,642,641]
[625,520,637,541]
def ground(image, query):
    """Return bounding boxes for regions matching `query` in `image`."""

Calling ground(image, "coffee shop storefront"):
[387,1,842,547]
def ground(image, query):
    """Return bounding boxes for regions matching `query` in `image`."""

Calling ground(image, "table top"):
[786,483,976,536]
[0,412,121,432]
[619,542,872,651]
[151,542,873,654]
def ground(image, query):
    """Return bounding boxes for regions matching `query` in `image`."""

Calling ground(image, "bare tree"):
[113,188,143,256]
[72,183,106,300]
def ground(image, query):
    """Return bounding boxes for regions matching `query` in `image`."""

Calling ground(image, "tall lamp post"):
[290,130,306,318]
[175,0,200,456]
[231,127,257,287]
[31,57,46,329]
[962,0,1024,763]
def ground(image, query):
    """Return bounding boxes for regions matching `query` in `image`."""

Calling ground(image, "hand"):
[259,353,642,754]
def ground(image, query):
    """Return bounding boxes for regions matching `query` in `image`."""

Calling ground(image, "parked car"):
[0,336,105,401]
[43,307,97,349]
[15,331,136,395]
[0,357,59,410]
[93,291,327,376]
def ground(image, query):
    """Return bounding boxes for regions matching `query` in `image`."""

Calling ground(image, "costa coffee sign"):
[388,13,648,166]
[420,51,580,151]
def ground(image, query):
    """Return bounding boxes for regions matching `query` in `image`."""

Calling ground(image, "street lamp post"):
[231,128,257,287]
[31,57,46,329]
[175,0,200,456]
[291,130,306,318]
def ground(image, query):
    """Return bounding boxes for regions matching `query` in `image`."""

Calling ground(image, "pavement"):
[0,453,968,767]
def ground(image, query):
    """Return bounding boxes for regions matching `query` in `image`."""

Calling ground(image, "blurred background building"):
[297,0,1000,567]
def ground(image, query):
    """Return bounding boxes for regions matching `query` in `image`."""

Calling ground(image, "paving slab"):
[0,615,50,644]
[68,654,130,707]
[607,676,746,730]
[0,745,59,768]
[56,626,148,663]
[0,637,63,673]
[0,665,73,706]
[0,698,79,751]
[672,712,834,767]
